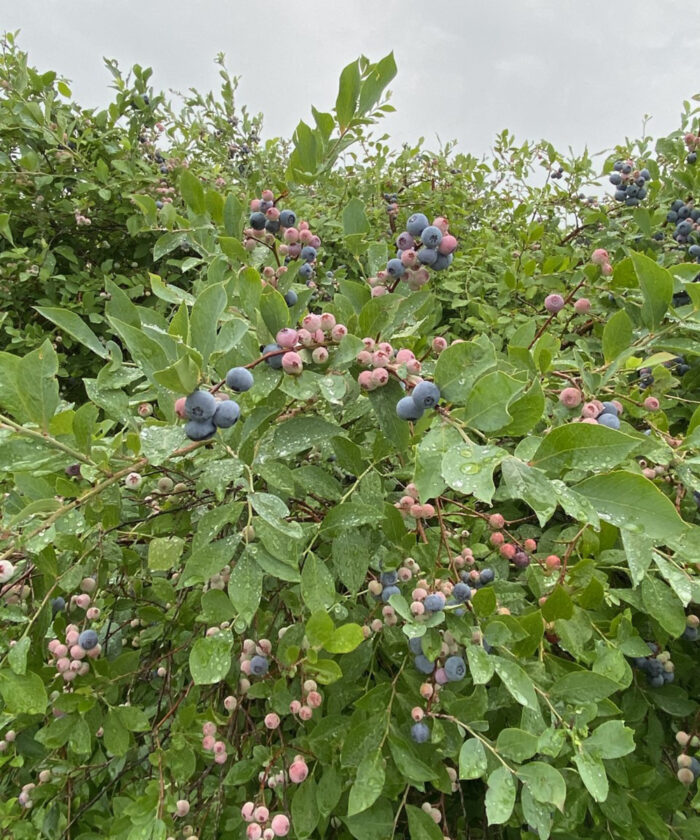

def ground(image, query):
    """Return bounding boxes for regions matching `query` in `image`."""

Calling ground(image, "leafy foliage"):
[1,30,700,840]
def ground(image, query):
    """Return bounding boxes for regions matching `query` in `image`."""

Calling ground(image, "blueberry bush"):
[1,31,700,840]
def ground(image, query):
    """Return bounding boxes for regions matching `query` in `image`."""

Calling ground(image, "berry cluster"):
[289,680,323,722]
[637,354,691,391]
[558,390,625,430]
[682,614,699,641]
[396,381,441,421]
[630,642,675,687]
[369,213,458,296]
[684,132,699,165]
[240,638,271,680]
[608,160,651,206]
[47,624,101,684]
[393,483,436,523]
[201,721,229,765]
[356,336,446,394]
[666,199,700,260]
[240,803,291,839]
[382,191,399,219]
[176,389,241,441]
[244,190,321,284]
[675,731,700,785]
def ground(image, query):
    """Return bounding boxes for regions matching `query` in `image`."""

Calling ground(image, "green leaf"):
[8,636,30,676]
[347,749,385,816]
[493,657,539,710]
[336,60,361,130]
[326,623,365,654]
[368,380,410,452]
[189,633,232,685]
[501,457,557,526]
[228,551,263,626]
[573,752,609,802]
[190,282,227,366]
[306,611,334,648]
[0,670,47,714]
[441,442,506,504]
[575,471,687,540]
[343,197,370,237]
[458,737,488,779]
[583,721,635,759]
[357,52,397,117]
[550,672,619,703]
[260,285,290,337]
[641,576,686,636]
[540,586,573,622]
[518,761,566,811]
[153,354,200,394]
[18,340,59,431]
[223,193,243,236]
[532,424,639,475]
[267,416,345,459]
[413,424,460,501]
[180,169,206,215]
[34,307,109,359]
[485,766,516,825]
[301,554,336,613]
[466,644,495,684]
[434,337,496,406]
[406,804,444,840]
[602,309,633,363]
[631,252,673,331]
[0,212,14,245]
[496,728,539,762]
[291,778,319,838]
[148,536,185,571]
[463,371,522,431]
[344,798,394,840]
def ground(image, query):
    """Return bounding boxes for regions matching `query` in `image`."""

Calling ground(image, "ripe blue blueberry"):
[380,571,398,586]
[609,173,622,185]
[249,211,267,230]
[262,343,284,369]
[597,413,620,430]
[411,381,441,409]
[417,248,438,266]
[406,213,429,236]
[386,258,406,278]
[452,582,471,603]
[414,654,435,675]
[381,585,400,602]
[279,209,296,227]
[433,253,453,271]
[155,200,163,209]
[648,674,664,688]
[396,232,414,250]
[265,219,280,233]
[424,593,446,612]
[479,568,495,584]
[300,245,317,262]
[599,401,618,416]
[613,160,624,172]
[250,655,269,676]
[444,656,466,681]
[683,626,699,641]
[184,420,217,441]
[622,164,632,174]
[51,596,66,615]
[298,263,313,280]
[185,390,217,421]
[213,400,241,428]
[411,722,430,743]
[79,629,99,650]
[284,289,298,307]
[396,397,424,421]
[420,226,443,249]
[408,637,423,655]
[225,367,254,392]
[640,168,651,180]
[614,190,627,202]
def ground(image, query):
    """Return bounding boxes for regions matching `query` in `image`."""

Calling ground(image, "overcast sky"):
[5,1,700,160]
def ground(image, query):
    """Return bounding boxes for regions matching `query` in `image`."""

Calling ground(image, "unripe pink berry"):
[240,659,252,675]
[266,206,280,221]
[523,538,537,552]
[254,806,269,823]
[75,594,91,609]
[241,802,255,821]
[271,814,290,836]
[370,368,389,387]
[174,397,187,418]
[580,402,599,418]
[264,713,280,729]
[574,298,591,314]
[299,705,313,721]
[401,249,418,267]
[488,513,505,529]
[250,199,261,211]
[86,607,100,620]
[396,348,415,363]
[421,504,435,518]
[409,504,424,519]
[281,352,303,375]
[358,371,376,391]
[435,668,449,685]
[202,735,215,750]
[432,216,449,234]
[410,601,425,615]
[307,691,322,708]
[289,759,309,783]
[175,800,190,817]
[601,262,613,276]
[224,695,237,711]
[202,721,216,737]
[500,543,516,559]
[320,313,336,331]
[544,294,565,314]
[261,189,274,202]
[302,314,321,332]
[70,645,86,660]
[644,396,660,411]
[438,234,458,255]
[591,248,609,266]
[371,350,390,368]
[371,285,388,297]
[276,328,298,348]
[299,229,313,244]
[289,700,302,714]
[559,387,582,408]
[545,555,561,570]
[370,618,383,633]
[56,657,70,673]
[213,740,226,755]
[432,336,447,353]
[420,682,433,699]
[643,468,656,480]
[406,358,422,375]
[247,823,262,840]
[331,324,348,342]
[411,707,424,721]
[87,644,101,659]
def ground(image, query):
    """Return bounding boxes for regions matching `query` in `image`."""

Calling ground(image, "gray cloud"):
[4,0,700,161]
